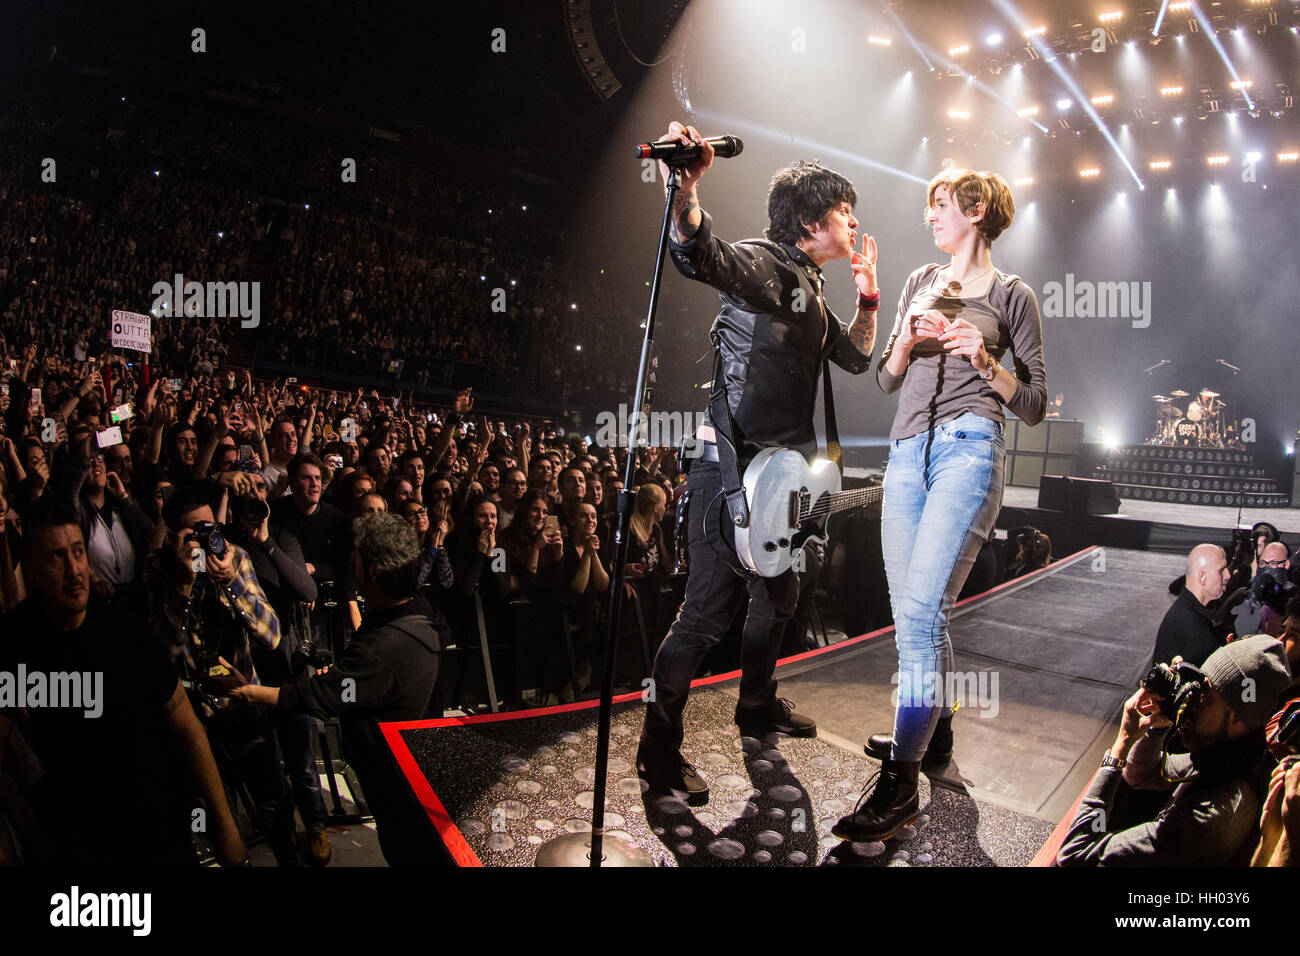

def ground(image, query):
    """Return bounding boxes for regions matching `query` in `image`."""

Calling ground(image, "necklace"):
[939,265,994,297]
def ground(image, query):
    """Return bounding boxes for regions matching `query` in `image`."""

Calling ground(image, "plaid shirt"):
[144,542,280,715]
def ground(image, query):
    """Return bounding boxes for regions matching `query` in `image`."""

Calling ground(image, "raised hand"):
[656,121,714,193]
[850,233,879,296]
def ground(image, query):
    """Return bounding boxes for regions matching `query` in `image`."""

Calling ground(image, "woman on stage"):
[834,169,1046,842]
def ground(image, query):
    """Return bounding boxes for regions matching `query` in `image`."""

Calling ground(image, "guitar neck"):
[802,485,883,521]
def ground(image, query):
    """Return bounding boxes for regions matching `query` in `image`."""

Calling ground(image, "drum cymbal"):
[1170,389,1190,397]
[1199,389,1220,398]
[1152,394,1171,402]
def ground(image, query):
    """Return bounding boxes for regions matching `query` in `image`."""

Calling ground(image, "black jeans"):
[641,462,800,754]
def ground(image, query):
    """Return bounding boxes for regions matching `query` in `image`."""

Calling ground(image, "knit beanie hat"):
[1201,635,1293,731]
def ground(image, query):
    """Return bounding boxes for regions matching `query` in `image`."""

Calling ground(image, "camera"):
[1248,566,1295,613]
[186,519,228,560]
[1276,700,1300,755]
[1141,659,1208,722]
[231,494,270,525]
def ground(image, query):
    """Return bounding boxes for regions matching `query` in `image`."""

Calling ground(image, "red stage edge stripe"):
[386,541,1097,735]
[383,543,1098,866]
[1029,771,1095,867]
[380,722,483,867]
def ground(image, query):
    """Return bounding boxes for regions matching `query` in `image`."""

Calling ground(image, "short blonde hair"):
[926,168,1016,247]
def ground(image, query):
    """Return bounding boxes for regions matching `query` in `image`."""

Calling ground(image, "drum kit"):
[1149,388,1239,447]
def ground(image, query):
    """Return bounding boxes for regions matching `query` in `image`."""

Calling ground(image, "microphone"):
[634,134,744,163]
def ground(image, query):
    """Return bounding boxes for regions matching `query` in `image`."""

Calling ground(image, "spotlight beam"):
[689,110,930,185]
[912,41,1049,133]
[988,0,1145,190]
[882,3,935,72]
[1153,0,1170,38]
[1189,4,1255,110]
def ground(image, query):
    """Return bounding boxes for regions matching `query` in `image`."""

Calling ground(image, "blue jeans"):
[271,711,329,834]
[880,412,1006,762]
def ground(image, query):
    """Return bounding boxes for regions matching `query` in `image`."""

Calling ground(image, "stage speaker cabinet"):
[1038,474,1121,515]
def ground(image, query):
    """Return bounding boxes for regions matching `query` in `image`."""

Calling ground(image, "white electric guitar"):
[733,447,884,577]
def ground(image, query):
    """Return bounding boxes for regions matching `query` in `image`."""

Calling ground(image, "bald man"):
[1152,543,1232,668]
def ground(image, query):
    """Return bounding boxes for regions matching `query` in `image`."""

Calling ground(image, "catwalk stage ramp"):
[385,546,1184,867]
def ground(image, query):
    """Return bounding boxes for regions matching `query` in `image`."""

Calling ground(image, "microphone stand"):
[534,164,689,868]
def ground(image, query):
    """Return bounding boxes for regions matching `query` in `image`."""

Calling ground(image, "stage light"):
[1056,98,1073,111]
[868,35,892,47]
[1013,63,1023,74]
[987,33,1004,46]
[1014,177,1034,186]
[1160,86,1183,96]
[948,109,971,120]
[1169,2,1191,10]
[1022,136,1032,145]
[1023,26,1046,38]
[1100,11,1123,24]
[1245,151,1262,162]
[1090,94,1114,106]
[217,232,223,239]
[575,345,583,352]
[1279,151,1300,163]
[570,303,577,310]
[1080,167,1101,178]
[1017,105,1039,117]
[1231,80,1253,90]
[1173,115,1183,124]
[1206,154,1230,165]
[948,44,970,57]
[1149,160,1172,170]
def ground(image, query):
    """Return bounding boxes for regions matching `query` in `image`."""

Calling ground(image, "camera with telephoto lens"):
[186,520,228,560]
[1276,700,1300,756]
[1141,659,1208,721]
[231,493,270,525]
[1248,567,1295,614]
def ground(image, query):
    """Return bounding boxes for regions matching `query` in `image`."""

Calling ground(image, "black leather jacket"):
[669,211,872,461]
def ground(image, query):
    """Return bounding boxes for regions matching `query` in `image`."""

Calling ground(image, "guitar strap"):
[823,358,843,475]
[707,337,750,529]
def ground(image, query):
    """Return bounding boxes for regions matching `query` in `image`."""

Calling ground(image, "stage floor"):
[386,546,1183,866]
[1002,485,1300,533]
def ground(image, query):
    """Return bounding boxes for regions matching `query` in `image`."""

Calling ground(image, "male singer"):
[638,121,879,801]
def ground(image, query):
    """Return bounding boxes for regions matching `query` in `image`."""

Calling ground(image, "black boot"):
[636,741,710,804]
[864,713,954,763]
[831,758,921,843]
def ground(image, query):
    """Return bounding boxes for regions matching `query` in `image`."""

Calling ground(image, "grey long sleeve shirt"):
[877,264,1047,440]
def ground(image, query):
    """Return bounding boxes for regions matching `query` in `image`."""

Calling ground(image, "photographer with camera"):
[1057,635,1292,866]
[1219,541,1295,641]
[142,484,298,865]
[223,464,331,864]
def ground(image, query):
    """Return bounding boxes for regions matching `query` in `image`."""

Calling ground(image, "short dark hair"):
[162,484,215,532]
[765,160,857,246]
[24,494,82,541]
[288,452,325,482]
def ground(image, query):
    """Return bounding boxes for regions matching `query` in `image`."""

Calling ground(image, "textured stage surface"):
[387,546,1182,866]
[393,689,1055,867]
